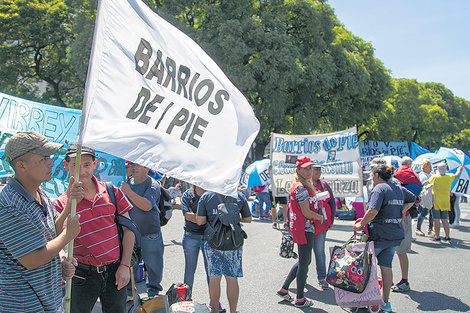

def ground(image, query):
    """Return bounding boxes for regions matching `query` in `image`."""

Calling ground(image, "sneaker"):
[430,236,441,242]
[276,289,294,302]
[209,302,226,312]
[428,230,435,236]
[318,279,329,290]
[272,223,277,229]
[294,298,314,308]
[391,281,410,292]
[450,222,459,228]
[379,301,392,312]
[443,237,451,242]
[415,230,425,236]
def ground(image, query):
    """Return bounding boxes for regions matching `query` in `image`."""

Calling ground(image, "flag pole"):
[64,145,82,313]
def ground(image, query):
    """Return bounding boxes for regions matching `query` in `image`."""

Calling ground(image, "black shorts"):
[274,196,288,204]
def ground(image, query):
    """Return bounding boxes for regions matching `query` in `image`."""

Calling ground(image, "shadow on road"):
[279,284,336,313]
[165,239,182,247]
[413,238,470,250]
[407,290,470,312]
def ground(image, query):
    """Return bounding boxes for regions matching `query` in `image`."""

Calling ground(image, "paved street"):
[93,200,470,313]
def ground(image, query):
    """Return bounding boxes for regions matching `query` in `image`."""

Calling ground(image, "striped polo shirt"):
[54,176,132,266]
[0,177,62,312]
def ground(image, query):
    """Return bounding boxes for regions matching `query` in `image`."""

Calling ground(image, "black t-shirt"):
[197,191,251,225]
[181,188,206,235]
[367,182,416,242]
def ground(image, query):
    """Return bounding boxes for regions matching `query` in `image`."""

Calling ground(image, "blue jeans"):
[282,232,314,299]
[71,262,126,313]
[256,192,271,217]
[183,231,209,293]
[127,232,164,297]
[312,230,327,280]
[416,205,433,231]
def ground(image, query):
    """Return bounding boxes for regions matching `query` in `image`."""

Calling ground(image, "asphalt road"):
[92,200,470,313]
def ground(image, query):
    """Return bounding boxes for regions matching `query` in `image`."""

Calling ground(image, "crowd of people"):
[0,131,465,313]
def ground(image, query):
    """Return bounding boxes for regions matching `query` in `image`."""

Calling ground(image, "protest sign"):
[0,92,125,199]
[271,127,362,198]
[79,0,259,197]
[359,140,409,157]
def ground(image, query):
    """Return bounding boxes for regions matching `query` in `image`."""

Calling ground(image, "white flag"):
[80,0,260,196]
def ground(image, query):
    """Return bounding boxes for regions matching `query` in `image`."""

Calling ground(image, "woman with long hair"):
[277,156,324,308]
[310,162,336,290]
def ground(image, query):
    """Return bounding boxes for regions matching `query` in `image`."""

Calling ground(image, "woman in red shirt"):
[276,156,324,308]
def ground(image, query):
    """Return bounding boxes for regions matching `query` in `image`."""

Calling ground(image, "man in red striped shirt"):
[54,143,134,313]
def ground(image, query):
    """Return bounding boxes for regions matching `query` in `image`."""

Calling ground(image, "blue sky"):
[328,0,470,101]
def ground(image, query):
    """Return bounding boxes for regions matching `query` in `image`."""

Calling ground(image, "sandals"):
[319,279,329,290]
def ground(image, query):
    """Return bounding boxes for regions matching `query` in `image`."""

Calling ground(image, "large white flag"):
[80,0,259,196]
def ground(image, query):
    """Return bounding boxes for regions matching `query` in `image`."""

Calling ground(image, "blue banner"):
[409,141,432,159]
[0,93,125,199]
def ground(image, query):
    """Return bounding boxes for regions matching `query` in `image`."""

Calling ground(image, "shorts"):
[204,242,243,277]
[374,240,399,268]
[274,196,288,205]
[396,215,412,255]
[432,209,449,219]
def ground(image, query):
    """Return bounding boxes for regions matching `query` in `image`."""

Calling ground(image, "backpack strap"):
[105,182,117,215]
[106,181,142,252]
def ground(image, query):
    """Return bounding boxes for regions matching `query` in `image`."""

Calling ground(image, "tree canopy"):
[1,0,469,154]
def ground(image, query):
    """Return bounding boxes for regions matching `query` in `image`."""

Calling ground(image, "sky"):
[328,0,470,101]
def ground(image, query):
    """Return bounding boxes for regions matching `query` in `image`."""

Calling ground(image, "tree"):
[363,78,470,152]
[0,0,84,106]
[155,0,393,156]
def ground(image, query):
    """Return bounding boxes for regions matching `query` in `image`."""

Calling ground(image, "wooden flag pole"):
[64,144,82,313]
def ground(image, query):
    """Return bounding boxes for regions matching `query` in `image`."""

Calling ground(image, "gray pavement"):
[92,201,470,312]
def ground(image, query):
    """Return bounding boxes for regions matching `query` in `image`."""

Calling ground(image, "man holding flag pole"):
[0,131,81,312]
[55,143,134,313]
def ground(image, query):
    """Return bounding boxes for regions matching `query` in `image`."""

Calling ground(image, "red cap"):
[296,156,314,168]
[125,160,131,166]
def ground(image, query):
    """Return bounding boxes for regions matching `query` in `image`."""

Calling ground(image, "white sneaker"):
[450,222,459,228]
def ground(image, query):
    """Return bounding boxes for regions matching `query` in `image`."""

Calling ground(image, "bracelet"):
[120,263,130,269]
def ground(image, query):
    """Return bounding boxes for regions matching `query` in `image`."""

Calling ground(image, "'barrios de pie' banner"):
[271,127,363,198]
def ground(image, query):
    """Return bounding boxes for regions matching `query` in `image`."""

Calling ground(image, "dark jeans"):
[282,232,314,300]
[416,205,434,231]
[71,262,126,313]
[449,194,457,224]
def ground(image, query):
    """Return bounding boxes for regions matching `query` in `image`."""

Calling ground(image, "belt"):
[77,262,117,274]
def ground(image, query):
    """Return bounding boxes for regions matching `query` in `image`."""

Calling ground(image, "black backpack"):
[279,231,297,259]
[130,177,173,227]
[204,195,247,251]
[157,184,173,226]
[165,283,191,306]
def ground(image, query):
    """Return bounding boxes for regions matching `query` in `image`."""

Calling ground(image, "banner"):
[0,92,125,199]
[359,141,409,157]
[271,127,362,198]
[79,0,259,197]
[409,141,432,159]
[429,147,470,197]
